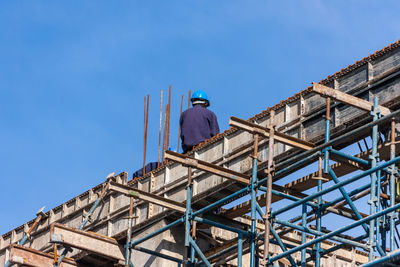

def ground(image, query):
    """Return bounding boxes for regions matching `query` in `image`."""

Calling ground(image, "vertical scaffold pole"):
[185,167,194,265]
[238,233,243,267]
[301,203,307,267]
[250,134,259,267]
[317,97,330,266]
[390,119,396,251]
[125,196,134,267]
[369,97,380,261]
[264,111,275,265]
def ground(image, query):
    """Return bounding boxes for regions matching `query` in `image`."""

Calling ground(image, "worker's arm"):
[210,112,220,137]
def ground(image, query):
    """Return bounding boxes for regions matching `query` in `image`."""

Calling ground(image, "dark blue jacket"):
[180,105,219,153]
[132,162,158,179]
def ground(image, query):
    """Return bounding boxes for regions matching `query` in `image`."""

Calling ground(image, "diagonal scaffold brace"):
[52,173,116,267]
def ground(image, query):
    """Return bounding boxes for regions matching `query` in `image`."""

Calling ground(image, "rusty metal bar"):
[162,103,168,163]
[158,89,163,168]
[177,95,184,153]
[188,89,191,109]
[166,86,172,150]
[143,95,150,175]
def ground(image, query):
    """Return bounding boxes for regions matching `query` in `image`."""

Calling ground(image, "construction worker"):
[180,90,220,153]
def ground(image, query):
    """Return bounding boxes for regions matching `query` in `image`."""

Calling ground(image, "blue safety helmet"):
[191,90,210,107]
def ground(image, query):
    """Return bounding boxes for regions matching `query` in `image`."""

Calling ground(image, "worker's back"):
[180,104,219,153]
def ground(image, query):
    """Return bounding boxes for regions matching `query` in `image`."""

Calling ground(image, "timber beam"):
[9,244,77,267]
[107,181,186,213]
[312,83,391,116]
[229,116,315,150]
[165,150,251,185]
[50,223,125,263]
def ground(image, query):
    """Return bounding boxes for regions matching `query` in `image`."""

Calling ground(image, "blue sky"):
[1,1,400,235]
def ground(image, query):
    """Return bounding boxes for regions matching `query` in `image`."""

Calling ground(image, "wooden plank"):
[165,151,251,184]
[50,223,125,262]
[229,116,315,150]
[9,244,77,267]
[108,181,186,213]
[312,83,391,116]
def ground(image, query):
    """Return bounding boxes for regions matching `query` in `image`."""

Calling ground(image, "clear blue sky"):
[1,1,399,235]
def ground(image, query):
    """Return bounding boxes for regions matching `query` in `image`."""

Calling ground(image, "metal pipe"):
[264,115,274,264]
[177,95,183,153]
[301,204,307,267]
[158,89,163,168]
[161,104,168,163]
[328,167,372,237]
[274,218,368,249]
[329,148,370,166]
[167,86,172,150]
[361,248,400,267]
[270,226,297,267]
[273,107,400,174]
[322,182,372,208]
[269,200,400,264]
[189,237,211,267]
[256,203,265,220]
[250,134,259,267]
[143,95,150,175]
[271,154,400,217]
[133,246,183,264]
[316,158,323,267]
[369,97,379,260]
[188,89,191,109]
[193,217,249,236]
[192,186,248,217]
[390,119,396,251]
[125,196,134,266]
[131,217,185,247]
[238,233,243,267]
[185,168,192,248]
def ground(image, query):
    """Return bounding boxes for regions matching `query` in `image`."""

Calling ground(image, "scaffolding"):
[5,81,400,267]
[116,82,400,266]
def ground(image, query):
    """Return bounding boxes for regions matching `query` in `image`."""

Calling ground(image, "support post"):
[250,134,259,267]
[264,113,275,264]
[185,167,193,264]
[301,203,307,267]
[238,233,243,267]
[369,97,380,261]
[125,196,134,267]
[390,119,397,251]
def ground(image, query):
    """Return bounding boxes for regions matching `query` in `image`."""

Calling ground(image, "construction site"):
[5,35,400,266]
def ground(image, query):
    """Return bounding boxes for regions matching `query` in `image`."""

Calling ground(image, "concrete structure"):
[3,40,400,266]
